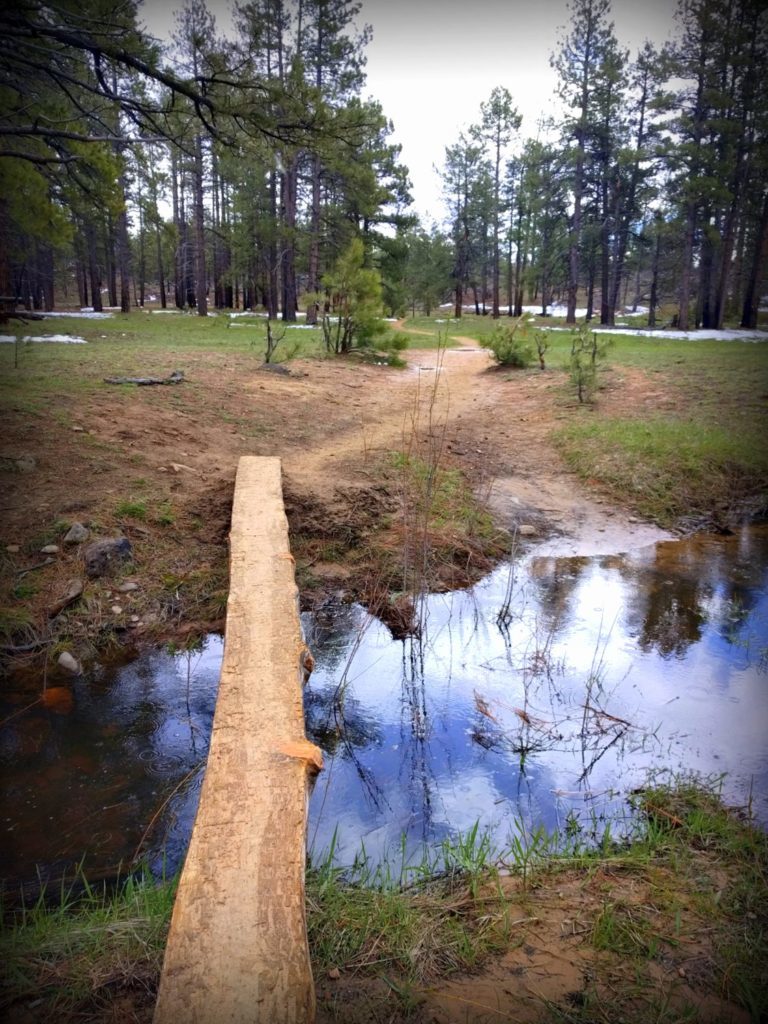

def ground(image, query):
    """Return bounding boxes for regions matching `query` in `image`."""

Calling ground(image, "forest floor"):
[1,313,767,1023]
[0,319,694,669]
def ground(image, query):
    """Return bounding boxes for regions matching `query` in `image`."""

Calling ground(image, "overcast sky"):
[141,0,680,222]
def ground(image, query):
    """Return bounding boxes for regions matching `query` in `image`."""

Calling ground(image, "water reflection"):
[306,525,768,867]
[1,527,766,892]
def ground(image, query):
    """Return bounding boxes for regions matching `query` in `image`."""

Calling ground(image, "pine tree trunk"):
[193,134,207,317]
[280,155,298,322]
[171,148,185,309]
[86,223,103,312]
[741,191,768,329]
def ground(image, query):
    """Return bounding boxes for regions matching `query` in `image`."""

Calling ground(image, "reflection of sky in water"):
[306,526,768,867]
[2,528,766,890]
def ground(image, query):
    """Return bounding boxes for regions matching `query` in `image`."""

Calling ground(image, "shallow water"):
[0,640,222,891]
[304,526,768,866]
[1,527,766,892]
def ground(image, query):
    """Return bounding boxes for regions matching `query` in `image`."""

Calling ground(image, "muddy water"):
[0,640,222,893]
[1,528,766,892]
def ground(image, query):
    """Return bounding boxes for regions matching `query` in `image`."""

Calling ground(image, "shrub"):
[487,317,534,369]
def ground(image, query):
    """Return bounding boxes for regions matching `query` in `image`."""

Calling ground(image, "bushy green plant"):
[487,317,534,368]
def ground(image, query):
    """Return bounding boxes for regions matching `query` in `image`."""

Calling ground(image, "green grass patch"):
[114,498,147,520]
[555,415,768,527]
[0,869,177,1020]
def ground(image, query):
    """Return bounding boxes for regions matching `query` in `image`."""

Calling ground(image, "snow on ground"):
[538,326,767,341]
[42,310,113,319]
[151,309,181,314]
[0,334,87,344]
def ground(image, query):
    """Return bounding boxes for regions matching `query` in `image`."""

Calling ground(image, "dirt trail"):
[282,330,671,556]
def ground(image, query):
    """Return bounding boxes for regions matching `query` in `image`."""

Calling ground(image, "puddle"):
[1,528,766,893]
[304,526,768,867]
[0,640,222,892]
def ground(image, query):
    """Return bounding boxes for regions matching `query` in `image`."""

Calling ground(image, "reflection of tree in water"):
[398,635,438,842]
[619,532,767,659]
[304,686,382,755]
[526,556,590,632]
[302,601,367,674]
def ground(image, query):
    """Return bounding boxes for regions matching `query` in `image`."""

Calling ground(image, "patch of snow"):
[538,325,768,342]
[43,310,113,320]
[285,324,319,330]
[151,309,181,314]
[0,334,88,344]
[383,317,399,322]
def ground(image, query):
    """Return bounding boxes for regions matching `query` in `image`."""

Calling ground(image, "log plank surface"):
[154,456,320,1024]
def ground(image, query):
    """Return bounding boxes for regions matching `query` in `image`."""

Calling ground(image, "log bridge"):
[154,457,322,1024]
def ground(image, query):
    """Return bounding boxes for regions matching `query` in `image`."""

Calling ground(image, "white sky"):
[140,0,680,223]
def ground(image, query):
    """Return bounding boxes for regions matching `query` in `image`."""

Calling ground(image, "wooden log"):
[103,370,184,386]
[154,457,320,1024]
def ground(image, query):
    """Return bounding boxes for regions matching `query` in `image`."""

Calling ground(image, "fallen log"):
[104,370,185,386]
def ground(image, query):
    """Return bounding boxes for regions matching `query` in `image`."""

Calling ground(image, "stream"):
[1,526,767,894]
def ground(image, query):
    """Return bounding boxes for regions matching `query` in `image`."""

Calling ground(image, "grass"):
[2,776,764,1023]
[555,415,768,527]
[0,868,177,1022]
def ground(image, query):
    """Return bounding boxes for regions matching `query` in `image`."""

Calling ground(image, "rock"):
[628,516,639,524]
[116,581,139,593]
[130,614,140,622]
[111,605,123,614]
[40,544,59,554]
[71,425,85,432]
[327,968,341,981]
[170,462,198,474]
[6,544,20,553]
[84,537,132,579]
[57,651,82,675]
[15,455,37,473]
[518,524,537,537]
[49,578,84,618]
[63,522,89,545]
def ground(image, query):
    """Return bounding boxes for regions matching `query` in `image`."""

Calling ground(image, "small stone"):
[6,544,20,553]
[170,462,197,474]
[71,425,85,432]
[117,581,139,593]
[58,651,82,675]
[84,537,132,579]
[628,516,638,524]
[63,522,89,545]
[518,524,537,537]
[131,614,140,622]
[111,605,123,615]
[40,544,59,554]
[327,968,341,980]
